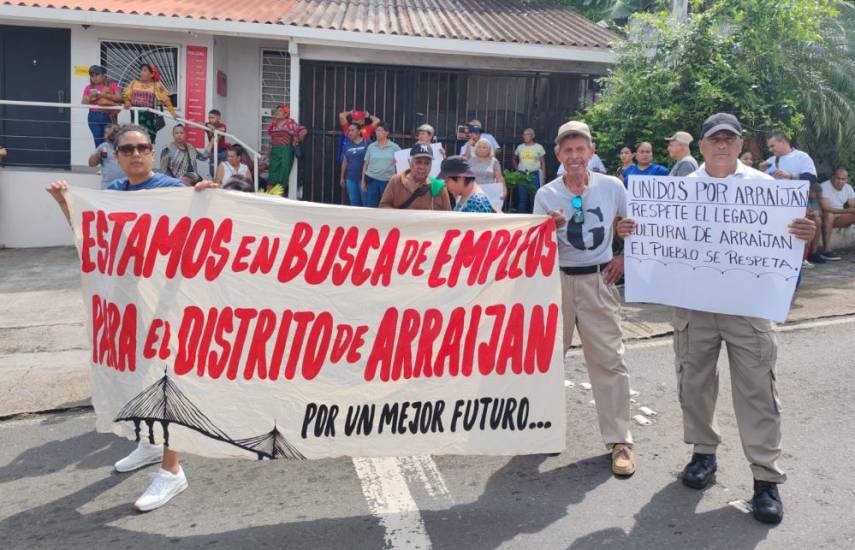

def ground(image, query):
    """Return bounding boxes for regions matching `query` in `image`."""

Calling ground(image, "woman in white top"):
[468,138,507,200]
[215,147,250,184]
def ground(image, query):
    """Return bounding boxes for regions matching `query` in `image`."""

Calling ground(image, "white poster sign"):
[624,175,808,322]
[65,188,565,460]
[479,183,504,212]
[394,143,444,177]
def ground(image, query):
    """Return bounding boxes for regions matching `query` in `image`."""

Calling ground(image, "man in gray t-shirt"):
[666,131,699,177]
[534,120,635,478]
[534,171,626,267]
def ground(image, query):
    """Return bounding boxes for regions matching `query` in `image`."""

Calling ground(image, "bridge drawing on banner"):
[113,370,305,460]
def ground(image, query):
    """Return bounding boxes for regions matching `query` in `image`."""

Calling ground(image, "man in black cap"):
[618,112,817,524]
[379,143,451,210]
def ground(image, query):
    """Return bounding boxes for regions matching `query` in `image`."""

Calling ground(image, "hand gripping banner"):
[65,188,566,460]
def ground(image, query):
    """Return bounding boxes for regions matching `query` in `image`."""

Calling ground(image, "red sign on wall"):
[184,45,208,148]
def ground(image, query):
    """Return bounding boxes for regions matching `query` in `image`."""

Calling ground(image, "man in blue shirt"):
[621,141,669,187]
[46,123,217,514]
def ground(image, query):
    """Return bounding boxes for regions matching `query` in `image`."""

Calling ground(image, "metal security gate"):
[299,60,594,204]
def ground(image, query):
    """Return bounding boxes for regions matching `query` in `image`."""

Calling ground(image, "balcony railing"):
[0,99,260,190]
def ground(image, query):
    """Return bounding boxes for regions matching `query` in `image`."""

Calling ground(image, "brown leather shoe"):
[611,444,636,476]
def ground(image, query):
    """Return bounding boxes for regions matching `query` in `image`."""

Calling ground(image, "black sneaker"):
[807,253,827,264]
[820,251,841,261]
[752,480,784,524]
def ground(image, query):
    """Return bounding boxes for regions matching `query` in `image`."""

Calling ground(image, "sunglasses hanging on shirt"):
[571,196,584,224]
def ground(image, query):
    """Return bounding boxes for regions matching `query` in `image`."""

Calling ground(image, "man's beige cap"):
[555,120,592,144]
[665,131,693,145]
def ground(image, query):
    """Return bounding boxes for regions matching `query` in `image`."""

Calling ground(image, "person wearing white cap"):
[416,123,446,158]
[534,120,636,477]
[459,120,500,159]
[666,131,698,176]
[618,112,817,525]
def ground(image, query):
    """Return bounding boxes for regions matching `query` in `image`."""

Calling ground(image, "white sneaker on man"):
[133,467,188,512]
[114,441,163,473]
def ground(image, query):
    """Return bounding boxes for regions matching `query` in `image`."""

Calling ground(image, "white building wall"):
[0,169,100,248]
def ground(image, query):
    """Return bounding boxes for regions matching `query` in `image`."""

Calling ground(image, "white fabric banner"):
[65,188,565,460]
[624,175,808,322]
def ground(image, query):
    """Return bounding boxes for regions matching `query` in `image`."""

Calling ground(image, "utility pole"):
[672,0,688,21]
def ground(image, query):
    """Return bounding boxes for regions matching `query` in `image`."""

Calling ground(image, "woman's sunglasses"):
[117,143,153,156]
[571,196,584,224]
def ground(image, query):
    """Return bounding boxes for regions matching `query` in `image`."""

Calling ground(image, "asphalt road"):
[1,317,854,550]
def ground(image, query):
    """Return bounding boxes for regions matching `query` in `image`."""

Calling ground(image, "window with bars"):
[100,41,180,106]
[260,49,291,153]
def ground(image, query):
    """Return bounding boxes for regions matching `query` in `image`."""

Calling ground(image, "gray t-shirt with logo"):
[533,172,626,267]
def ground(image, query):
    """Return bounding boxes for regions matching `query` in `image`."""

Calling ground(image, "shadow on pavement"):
[422,453,613,549]
[0,428,128,483]
[0,452,616,549]
[570,480,775,549]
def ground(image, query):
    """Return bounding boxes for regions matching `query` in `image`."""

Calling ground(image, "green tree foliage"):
[557,0,668,23]
[583,0,850,173]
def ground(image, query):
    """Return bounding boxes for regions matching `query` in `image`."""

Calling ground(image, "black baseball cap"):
[437,156,475,179]
[701,113,742,138]
[88,65,107,75]
[410,143,434,159]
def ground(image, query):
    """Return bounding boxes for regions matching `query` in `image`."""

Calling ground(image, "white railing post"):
[253,152,260,192]
[213,130,219,180]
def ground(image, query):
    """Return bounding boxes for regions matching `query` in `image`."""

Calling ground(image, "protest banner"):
[65,188,566,460]
[624,175,808,322]
[394,143,443,177]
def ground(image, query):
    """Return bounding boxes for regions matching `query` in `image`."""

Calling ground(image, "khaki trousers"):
[672,308,785,483]
[561,271,633,448]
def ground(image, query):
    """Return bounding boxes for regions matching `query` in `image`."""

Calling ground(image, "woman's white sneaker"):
[133,467,188,512]
[114,441,163,473]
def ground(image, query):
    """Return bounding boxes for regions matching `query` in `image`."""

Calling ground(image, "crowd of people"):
[82,63,307,193]
[39,60,849,527]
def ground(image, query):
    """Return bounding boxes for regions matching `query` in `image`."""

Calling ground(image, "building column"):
[288,40,300,200]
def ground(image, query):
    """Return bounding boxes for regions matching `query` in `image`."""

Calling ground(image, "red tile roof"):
[3,0,617,48]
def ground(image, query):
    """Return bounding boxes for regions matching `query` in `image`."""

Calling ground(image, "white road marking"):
[398,455,454,504]
[353,457,434,549]
[776,315,855,332]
